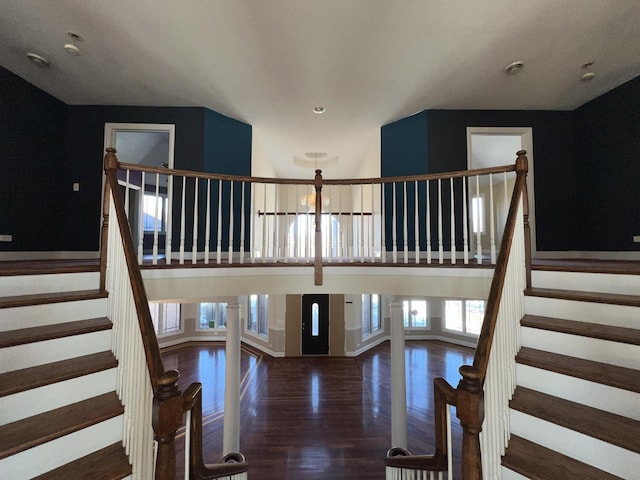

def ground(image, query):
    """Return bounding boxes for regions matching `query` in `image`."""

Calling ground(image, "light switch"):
[73,182,80,191]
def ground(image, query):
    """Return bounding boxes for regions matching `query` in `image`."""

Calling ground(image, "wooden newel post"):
[314,169,323,286]
[457,365,484,480]
[100,147,119,291]
[515,150,532,289]
[153,369,183,480]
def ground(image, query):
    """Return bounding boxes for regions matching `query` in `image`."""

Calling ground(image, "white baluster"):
[475,174,482,264]
[403,182,408,264]
[392,182,397,263]
[284,185,290,263]
[414,181,420,264]
[165,173,173,265]
[124,169,130,217]
[450,178,455,265]
[463,176,469,264]
[179,176,186,264]
[437,179,443,264]
[294,184,300,262]
[205,179,211,264]
[240,181,246,264]
[217,179,223,264]
[153,173,161,264]
[490,173,496,264]
[137,171,145,264]
[262,184,268,263]
[250,182,256,263]
[228,180,234,264]
[192,177,198,264]
[381,183,386,263]
[360,184,365,263]
[273,183,279,262]
[370,183,375,262]
[426,181,431,264]
[339,185,344,263]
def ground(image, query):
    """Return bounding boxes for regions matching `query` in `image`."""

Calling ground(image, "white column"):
[390,301,407,449]
[223,302,241,454]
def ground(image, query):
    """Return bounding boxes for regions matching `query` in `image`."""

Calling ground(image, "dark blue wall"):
[0,66,68,251]
[574,75,640,251]
[381,111,428,176]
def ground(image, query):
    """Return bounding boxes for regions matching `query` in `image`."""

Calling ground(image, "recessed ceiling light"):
[505,60,524,75]
[64,32,81,56]
[313,106,326,114]
[580,61,596,82]
[26,52,50,67]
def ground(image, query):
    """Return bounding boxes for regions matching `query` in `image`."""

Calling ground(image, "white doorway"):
[466,127,537,257]
[103,123,176,258]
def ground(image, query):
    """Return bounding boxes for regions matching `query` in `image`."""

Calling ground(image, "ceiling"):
[1,1,639,178]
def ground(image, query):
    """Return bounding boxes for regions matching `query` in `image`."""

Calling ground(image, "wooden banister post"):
[99,149,117,292]
[515,150,531,289]
[153,369,183,480]
[457,365,484,480]
[314,169,323,285]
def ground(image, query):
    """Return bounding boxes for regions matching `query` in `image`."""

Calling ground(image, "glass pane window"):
[312,303,319,336]
[402,299,428,328]
[199,302,227,329]
[149,302,182,335]
[466,300,484,335]
[444,299,485,336]
[247,294,268,337]
[362,294,381,338]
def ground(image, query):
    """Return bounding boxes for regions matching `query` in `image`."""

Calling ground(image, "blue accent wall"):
[0,66,68,251]
[381,111,428,176]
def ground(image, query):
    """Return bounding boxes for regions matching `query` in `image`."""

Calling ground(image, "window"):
[362,294,381,337]
[471,194,485,234]
[143,193,168,232]
[199,302,227,329]
[444,300,485,335]
[149,302,181,335]
[247,294,268,337]
[403,299,428,328]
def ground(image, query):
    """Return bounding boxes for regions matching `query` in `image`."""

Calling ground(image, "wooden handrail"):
[183,382,249,479]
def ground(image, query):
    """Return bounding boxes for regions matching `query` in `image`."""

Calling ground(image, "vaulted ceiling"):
[1,1,639,177]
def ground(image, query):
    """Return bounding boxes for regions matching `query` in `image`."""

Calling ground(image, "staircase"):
[0,262,131,479]
[501,263,640,479]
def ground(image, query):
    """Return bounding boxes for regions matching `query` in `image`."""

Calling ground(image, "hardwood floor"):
[162,340,474,480]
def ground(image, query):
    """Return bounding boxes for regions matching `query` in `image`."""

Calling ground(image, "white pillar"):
[390,301,408,449]
[223,302,241,454]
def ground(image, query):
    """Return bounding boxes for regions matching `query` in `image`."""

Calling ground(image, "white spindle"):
[179,176,186,264]
[228,181,234,264]
[426,181,431,264]
[360,184,365,263]
[124,169,130,217]
[192,177,198,264]
[165,173,173,265]
[273,184,279,261]
[475,175,482,264]
[381,183,386,263]
[403,182,408,264]
[349,185,354,263]
[152,173,160,264]
[284,185,290,263]
[414,181,420,264]
[294,184,299,262]
[250,182,256,263]
[463,176,469,264]
[450,178,455,264]
[262,184,268,263]
[339,185,344,262]
[137,171,145,264]
[205,179,211,264]
[437,179,443,264]
[240,181,246,264]
[217,180,223,264]
[489,173,496,264]
[370,183,375,262]
[392,182,397,263]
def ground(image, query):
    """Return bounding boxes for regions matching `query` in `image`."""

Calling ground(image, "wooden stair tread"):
[0,289,107,309]
[525,287,640,307]
[521,314,640,345]
[510,387,640,453]
[0,317,112,348]
[0,392,123,460]
[502,435,622,480]
[0,351,117,397]
[33,442,131,479]
[516,347,640,393]
[0,259,100,277]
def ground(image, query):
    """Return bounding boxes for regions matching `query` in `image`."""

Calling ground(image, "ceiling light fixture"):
[504,60,524,76]
[64,32,81,56]
[580,61,596,82]
[313,106,326,114]
[26,52,50,67]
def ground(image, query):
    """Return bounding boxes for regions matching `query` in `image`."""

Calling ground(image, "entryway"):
[301,294,329,355]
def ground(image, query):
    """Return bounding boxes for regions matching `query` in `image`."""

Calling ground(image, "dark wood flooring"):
[162,340,474,480]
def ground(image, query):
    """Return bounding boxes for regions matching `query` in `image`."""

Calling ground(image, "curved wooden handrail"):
[183,382,249,479]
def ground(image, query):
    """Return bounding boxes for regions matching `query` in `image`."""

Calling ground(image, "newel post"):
[153,369,183,480]
[515,150,531,289]
[314,169,323,286]
[457,365,484,480]
[100,148,119,291]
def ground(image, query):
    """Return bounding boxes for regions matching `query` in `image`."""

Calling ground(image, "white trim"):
[239,336,285,357]
[346,334,389,357]
[466,127,536,256]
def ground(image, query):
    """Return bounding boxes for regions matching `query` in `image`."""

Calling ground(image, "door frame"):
[466,127,537,256]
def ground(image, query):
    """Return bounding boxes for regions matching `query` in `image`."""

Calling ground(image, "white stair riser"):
[0,368,117,426]
[516,364,640,420]
[0,415,124,479]
[521,327,640,369]
[524,296,639,328]
[0,298,108,331]
[500,466,529,480]
[509,409,640,479]
[0,331,112,373]
[0,272,100,297]
[532,270,640,295]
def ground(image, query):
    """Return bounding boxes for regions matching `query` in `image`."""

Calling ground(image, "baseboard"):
[0,251,100,260]
[346,334,390,357]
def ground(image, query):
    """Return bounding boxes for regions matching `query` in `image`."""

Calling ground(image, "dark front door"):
[301,294,329,355]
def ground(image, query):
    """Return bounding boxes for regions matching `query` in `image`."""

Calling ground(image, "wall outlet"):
[73,182,80,191]
[0,234,12,242]
[634,235,640,243]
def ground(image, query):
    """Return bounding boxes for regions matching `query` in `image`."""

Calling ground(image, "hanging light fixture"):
[580,62,596,82]
[64,32,81,56]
